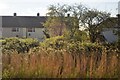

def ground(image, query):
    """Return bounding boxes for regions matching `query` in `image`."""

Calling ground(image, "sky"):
[0,0,119,17]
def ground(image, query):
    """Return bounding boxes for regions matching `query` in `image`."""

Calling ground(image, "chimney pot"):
[14,13,17,16]
[67,14,70,17]
[37,13,40,16]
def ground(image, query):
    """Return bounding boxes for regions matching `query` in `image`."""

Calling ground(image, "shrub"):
[40,36,66,49]
[40,35,103,54]
[2,37,39,53]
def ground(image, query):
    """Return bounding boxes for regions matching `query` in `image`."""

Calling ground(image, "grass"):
[2,47,120,78]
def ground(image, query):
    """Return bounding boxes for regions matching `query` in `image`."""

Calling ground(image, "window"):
[28,28,35,32]
[12,28,19,32]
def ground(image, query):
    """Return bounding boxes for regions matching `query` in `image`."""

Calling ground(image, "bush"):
[2,37,39,53]
[40,36,66,49]
[63,30,89,42]
[40,36,103,54]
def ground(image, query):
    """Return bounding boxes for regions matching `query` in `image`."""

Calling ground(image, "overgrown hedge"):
[40,36,104,53]
[1,36,119,54]
[2,37,120,78]
[1,37,39,53]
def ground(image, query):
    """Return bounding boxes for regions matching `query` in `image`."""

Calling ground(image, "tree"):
[43,17,67,37]
[43,4,68,37]
[65,3,87,39]
[81,9,110,43]
[44,3,110,43]
[44,3,87,41]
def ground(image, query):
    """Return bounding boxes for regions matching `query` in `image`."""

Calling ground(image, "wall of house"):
[2,27,23,38]
[22,28,26,37]
[27,28,44,41]
[0,17,2,38]
[2,27,45,41]
[0,16,2,79]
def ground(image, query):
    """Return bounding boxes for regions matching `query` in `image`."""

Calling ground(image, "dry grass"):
[2,48,120,78]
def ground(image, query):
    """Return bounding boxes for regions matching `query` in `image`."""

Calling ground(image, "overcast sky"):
[0,0,119,17]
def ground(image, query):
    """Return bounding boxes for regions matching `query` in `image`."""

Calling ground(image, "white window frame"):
[27,28,35,32]
[12,28,19,32]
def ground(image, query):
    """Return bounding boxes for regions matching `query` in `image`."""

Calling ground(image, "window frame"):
[12,28,19,32]
[27,28,35,32]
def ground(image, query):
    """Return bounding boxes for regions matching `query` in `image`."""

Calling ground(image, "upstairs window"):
[28,28,35,32]
[12,28,19,32]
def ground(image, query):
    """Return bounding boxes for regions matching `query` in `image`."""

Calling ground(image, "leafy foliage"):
[43,17,67,37]
[1,37,39,53]
[40,35,103,54]
[40,36,65,49]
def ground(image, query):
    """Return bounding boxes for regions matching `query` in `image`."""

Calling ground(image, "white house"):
[101,1,120,43]
[100,17,119,43]
[0,13,47,41]
[0,13,119,43]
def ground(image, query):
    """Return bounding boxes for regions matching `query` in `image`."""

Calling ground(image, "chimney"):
[37,13,40,16]
[67,14,70,17]
[14,13,17,16]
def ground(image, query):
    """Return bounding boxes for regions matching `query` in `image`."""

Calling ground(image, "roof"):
[1,16,47,28]
[99,17,119,28]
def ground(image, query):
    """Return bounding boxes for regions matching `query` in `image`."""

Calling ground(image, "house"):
[0,13,119,43]
[0,13,47,41]
[100,16,120,43]
[100,1,120,43]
